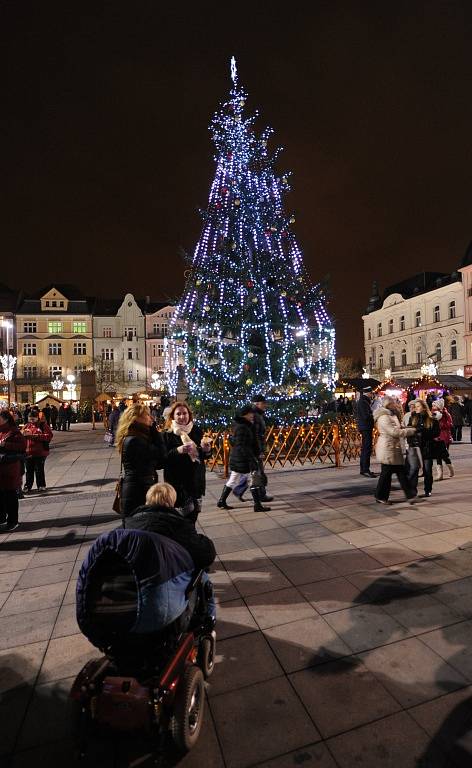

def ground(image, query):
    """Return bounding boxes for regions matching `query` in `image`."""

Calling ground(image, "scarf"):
[171,420,199,462]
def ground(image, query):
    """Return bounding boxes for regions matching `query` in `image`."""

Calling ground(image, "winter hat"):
[238,405,254,417]
[253,394,266,403]
[432,398,445,410]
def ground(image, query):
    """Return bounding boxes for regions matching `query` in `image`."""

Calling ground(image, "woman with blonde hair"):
[162,402,211,520]
[115,403,167,517]
[410,399,440,497]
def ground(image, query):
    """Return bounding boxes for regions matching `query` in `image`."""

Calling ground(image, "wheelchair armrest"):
[185,569,203,599]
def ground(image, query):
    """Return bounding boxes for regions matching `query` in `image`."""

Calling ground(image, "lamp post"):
[1,320,16,407]
[51,376,64,399]
[66,373,76,401]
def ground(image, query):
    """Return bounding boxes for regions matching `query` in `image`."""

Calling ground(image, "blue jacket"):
[76,528,195,646]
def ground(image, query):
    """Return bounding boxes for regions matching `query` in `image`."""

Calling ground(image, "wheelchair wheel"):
[171,665,205,752]
[199,632,216,678]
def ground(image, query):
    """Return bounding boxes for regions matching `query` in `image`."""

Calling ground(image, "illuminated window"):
[73,321,87,334]
[48,321,63,334]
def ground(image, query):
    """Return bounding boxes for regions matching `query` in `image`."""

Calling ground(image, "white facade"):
[363,279,466,377]
[93,294,147,394]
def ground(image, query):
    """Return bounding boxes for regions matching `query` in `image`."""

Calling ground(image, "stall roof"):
[394,375,472,390]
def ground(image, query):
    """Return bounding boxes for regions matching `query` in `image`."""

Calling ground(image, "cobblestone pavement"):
[1,424,472,767]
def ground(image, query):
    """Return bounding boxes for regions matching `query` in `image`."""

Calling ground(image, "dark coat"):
[411,414,440,460]
[252,407,266,454]
[121,424,167,516]
[0,425,26,490]
[448,402,465,427]
[162,425,207,507]
[108,409,120,433]
[229,416,258,474]
[356,395,374,431]
[125,504,216,569]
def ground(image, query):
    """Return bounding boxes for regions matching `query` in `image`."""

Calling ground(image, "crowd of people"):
[356,386,464,504]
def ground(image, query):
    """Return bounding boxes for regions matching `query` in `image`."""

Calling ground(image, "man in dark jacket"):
[217,405,269,512]
[356,387,377,478]
[252,395,273,503]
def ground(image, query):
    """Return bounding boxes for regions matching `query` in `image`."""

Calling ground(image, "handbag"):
[112,457,123,515]
[104,430,114,445]
[249,469,264,489]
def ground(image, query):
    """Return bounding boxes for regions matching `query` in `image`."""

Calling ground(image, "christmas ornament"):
[196,280,202,286]
[290,215,296,223]
[248,352,254,358]
[252,297,258,303]
[246,378,253,386]
[230,242,237,250]
[196,399,202,406]
[247,280,254,288]
[234,199,240,206]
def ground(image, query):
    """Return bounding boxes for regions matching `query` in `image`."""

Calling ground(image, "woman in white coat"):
[373,397,417,505]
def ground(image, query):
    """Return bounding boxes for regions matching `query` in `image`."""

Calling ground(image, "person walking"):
[374,397,416,505]
[356,386,377,478]
[0,410,27,531]
[217,405,269,512]
[57,404,67,431]
[410,399,440,497]
[448,396,464,442]
[162,402,211,520]
[432,398,454,480]
[50,404,58,430]
[115,403,167,518]
[107,404,120,447]
[251,395,273,502]
[22,408,53,492]
[43,403,51,425]
[64,403,72,430]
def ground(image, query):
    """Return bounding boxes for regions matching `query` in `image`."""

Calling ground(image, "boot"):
[217,486,233,510]
[447,463,455,478]
[260,490,274,502]
[251,487,271,512]
[436,464,443,481]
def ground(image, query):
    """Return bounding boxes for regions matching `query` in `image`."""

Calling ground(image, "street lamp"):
[66,373,76,401]
[51,376,64,398]
[1,320,16,407]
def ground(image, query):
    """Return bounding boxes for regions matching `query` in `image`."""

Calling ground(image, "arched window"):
[415,310,421,328]
[451,339,457,360]
[390,352,395,369]
[449,300,456,319]
[435,342,442,361]
[399,315,405,331]
[388,319,393,334]
[377,322,382,337]
[434,305,440,323]
[416,348,422,364]
[368,328,371,340]
[401,349,407,366]
[379,353,384,370]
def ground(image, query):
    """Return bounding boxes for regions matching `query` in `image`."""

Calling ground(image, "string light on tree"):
[168,58,335,423]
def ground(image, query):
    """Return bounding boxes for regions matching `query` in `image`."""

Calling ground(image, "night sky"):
[2,2,472,357]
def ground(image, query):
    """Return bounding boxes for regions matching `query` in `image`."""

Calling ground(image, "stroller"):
[70,527,216,756]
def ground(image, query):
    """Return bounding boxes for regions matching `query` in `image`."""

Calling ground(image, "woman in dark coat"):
[162,402,211,520]
[410,400,440,497]
[115,403,167,517]
[0,410,27,531]
[217,405,269,512]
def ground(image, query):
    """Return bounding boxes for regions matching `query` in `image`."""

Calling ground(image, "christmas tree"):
[167,59,335,424]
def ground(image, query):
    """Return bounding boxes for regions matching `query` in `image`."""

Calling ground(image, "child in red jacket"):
[23,407,53,492]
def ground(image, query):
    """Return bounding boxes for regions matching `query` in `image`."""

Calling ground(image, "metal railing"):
[205,419,368,477]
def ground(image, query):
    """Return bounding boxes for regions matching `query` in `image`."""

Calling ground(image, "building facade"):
[15,285,94,403]
[363,249,472,379]
[145,303,177,385]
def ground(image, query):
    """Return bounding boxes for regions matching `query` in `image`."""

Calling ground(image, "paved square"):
[1,424,472,766]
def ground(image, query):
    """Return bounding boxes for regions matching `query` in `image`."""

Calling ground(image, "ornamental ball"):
[290,216,296,223]
[252,297,258,303]
[230,242,237,250]
[246,378,253,385]
[195,399,202,406]
[196,280,202,286]
[248,352,254,358]
[234,199,240,206]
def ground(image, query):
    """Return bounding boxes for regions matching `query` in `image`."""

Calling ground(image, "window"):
[390,352,395,369]
[416,349,422,364]
[136,370,139,380]
[388,319,393,334]
[152,343,164,357]
[367,328,371,340]
[161,323,168,336]
[59,301,64,307]
[468,287,472,297]
[128,348,133,360]
[401,349,407,366]
[74,365,87,376]
[45,301,50,307]
[48,321,63,334]
[434,305,440,323]
[23,322,37,333]
[128,369,133,381]
[102,348,114,361]
[49,366,62,378]
[451,339,458,360]
[103,327,112,338]
[125,327,136,341]
[74,342,87,355]
[48,343,62,355]
[21,392,29,403]
[400,315,405,331]
[23,343,37,356]
[415,311,421,328]
[23,366,38,379]
[435,342,442,361]
[377,323,382,337]
[379,353,384,370]
[135,348,139,360]
[449,301,456,319]
[73,321,87,334]
[153,323,160,335]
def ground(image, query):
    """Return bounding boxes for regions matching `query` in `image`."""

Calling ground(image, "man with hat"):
[356,386,377,478]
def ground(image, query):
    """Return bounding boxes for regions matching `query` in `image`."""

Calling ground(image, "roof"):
[28,284,86,301]
[0,285,21,313]
[17,297,94,315]
[395,375,472,390]
[383,272,460,302]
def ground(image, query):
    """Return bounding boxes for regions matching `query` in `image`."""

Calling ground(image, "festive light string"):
[167,59,335,423]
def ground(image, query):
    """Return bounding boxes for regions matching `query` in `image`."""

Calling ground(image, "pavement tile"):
[400,534,456,557]
[285,522,333,541]
[51,602,80,638]
[262,542,312,559]
[218,547,269,571]
[203,522,246,539]
[246,587,317,629]
[393,558,459,588]
[324,603,411,653]
[290,656,401,738]
[213,533,257,555]
[209,632,283,696]
[326,710,448,768]
[372,521,424,540]
[299,576,364,614]
[381,592,464,635]
[336,527,391,547]
[435,526,472,547]
[208,566,241,604]
[249,527,297,547]
[16,676,77,750]
[9,737,115,767]
[0,641,48,693]
[264,616,351,673]
[240,517,282,533]
[273,554,337,586]
[0,570,23,592]
[0,553,35,574]
[215,598,259,640]
[408,516,458,534]
[15,562,74,589]
[210,676,320,768]
[360,636,467,707]
[438,549,472,577]
[420,620,472,681]
[409,686,472,766]
[0,685,34,756]
[253,742,338,768]
[304,535,355,555]
[0,608,59,651]
[229,562,291,597]
[363,540,421,566]
[273,512,316,527]
[0,580,69,617]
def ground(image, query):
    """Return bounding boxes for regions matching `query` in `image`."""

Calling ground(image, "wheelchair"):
[70,529,216,757]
